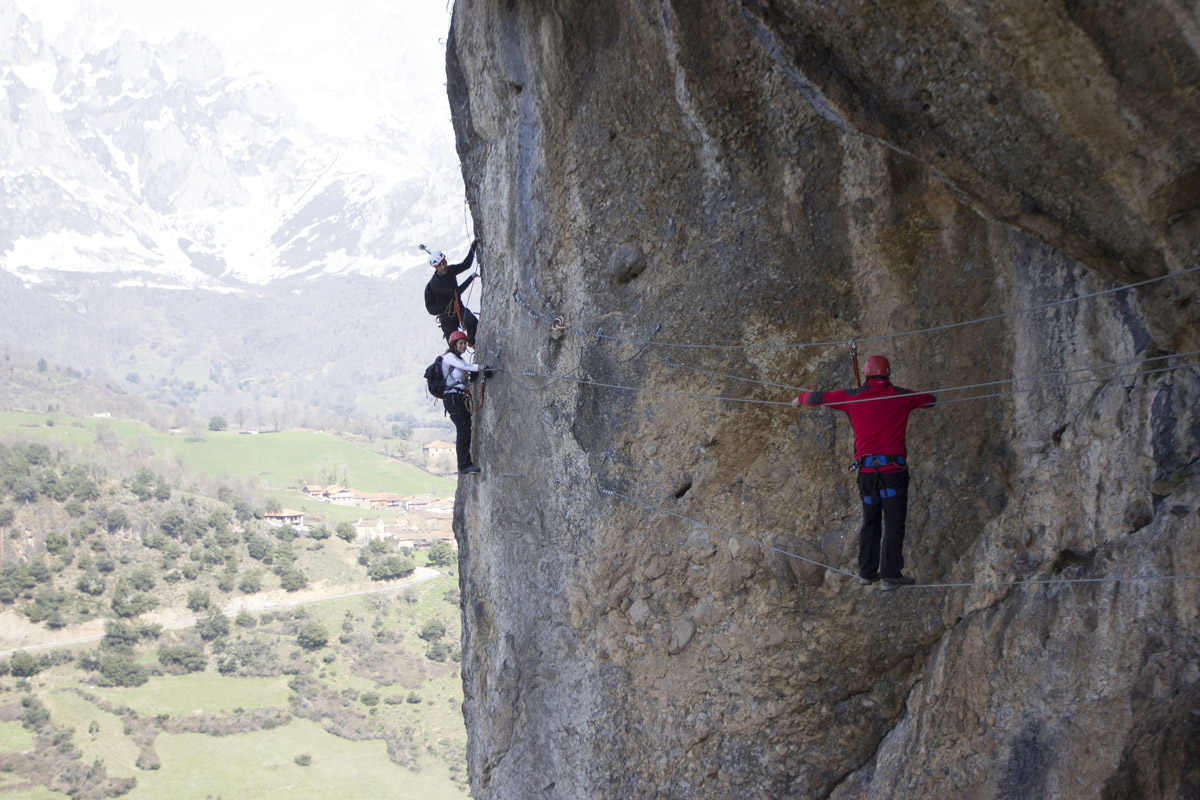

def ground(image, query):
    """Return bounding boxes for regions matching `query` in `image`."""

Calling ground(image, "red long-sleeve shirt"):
[797,378,936,471]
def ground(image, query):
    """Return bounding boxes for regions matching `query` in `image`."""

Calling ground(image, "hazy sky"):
[22,0,457,137]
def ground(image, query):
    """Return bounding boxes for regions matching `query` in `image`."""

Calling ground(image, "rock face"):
[446,2,1200,798]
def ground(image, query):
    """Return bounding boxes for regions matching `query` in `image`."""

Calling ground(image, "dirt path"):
[0,567,444,657]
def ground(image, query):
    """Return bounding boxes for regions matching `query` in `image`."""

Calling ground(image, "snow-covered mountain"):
[0,0,469,289]
[0,1,476,428]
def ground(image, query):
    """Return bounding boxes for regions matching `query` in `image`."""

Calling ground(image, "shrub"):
[129,567,156,592]
[101,619,141,651]
[335,522,355,542]
[195,611,230,641]
[99,654,149,686]
[406,691,422,704]
[208,416,228,432]
[9,651,40,678]
[76,569,105,596]
[186,589,210,613]
[294,753,312,767]
[106,507,129,532]
[238,572,262,594]
[246,535,273,562]
[280,568,307,592]
[296,622,328,651]
[425,641,450,663]
[368,554,415,582]
[360,692,379,707]
[157,644,207,673]
[45,531,70,555]
[235,610,257,628]
[419,618,446,642]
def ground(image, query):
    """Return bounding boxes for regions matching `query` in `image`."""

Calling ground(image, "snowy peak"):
[0,2,465,289]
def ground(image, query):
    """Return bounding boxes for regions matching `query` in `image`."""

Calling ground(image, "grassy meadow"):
[0,411,455,500]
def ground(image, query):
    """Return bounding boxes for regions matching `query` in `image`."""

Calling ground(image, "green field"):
[134,718,462,800]
[0,720,35,753]
[0,411,454,498]
[41,691,141,779]
[88,673,292,716]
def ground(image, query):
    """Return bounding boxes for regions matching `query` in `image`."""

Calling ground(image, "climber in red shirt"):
[792,355,936,591]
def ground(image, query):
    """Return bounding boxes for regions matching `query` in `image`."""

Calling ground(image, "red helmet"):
[864,355,891,377]
[447,331,468,345]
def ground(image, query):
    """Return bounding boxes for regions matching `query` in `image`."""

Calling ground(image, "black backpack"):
[424,356,447,399]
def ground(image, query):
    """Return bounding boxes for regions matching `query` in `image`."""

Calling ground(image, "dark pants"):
[443,392,473,470]
[857,470,910,580]
[438,306,479,346]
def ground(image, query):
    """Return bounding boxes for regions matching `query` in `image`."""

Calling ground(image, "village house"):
[422,440,456,472]
[262,509,305,527]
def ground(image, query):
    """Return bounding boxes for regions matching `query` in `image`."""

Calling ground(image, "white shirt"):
[442,350,479,392]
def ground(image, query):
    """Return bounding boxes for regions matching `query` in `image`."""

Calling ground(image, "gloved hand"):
[482,366,494,380]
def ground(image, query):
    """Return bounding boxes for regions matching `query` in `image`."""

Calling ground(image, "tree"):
[23,444,51,466]
[45,531,70,556]
[419,618,447,642]
[76,568,105,596]
[9,651,40,677]
[11,476,38,504]
[427,540,457,568]
[129,567,156,592]
[335,522,356,543]
[157,644,206,673]
[37,358,47,373]
[280,568,307,592]
[208,416,228,432]
[368,554,415,582]
[98,654,148,687]
[0,507,13,528]
[296,622,328,651]
[106,507,129,533]
[246,535,273,563]
[160,508,188,538]
[186,589,210,613]
[195,611,230,641]
[238,572,262,594]
[425,640,451,662]
[101,619,141,651]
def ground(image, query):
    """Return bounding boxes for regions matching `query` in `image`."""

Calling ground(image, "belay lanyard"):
[849,339,862,387]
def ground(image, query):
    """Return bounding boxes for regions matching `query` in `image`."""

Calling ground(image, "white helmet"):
[427,249,446,267]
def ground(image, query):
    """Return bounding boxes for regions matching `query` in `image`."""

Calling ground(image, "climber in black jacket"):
[423,240,479,346]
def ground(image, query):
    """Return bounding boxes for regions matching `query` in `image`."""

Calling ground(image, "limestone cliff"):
[445,2,1200,798]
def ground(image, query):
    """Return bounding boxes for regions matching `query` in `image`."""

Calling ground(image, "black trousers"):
[857,470,910,580]
[438,306,479,345]
[443,392,472,470]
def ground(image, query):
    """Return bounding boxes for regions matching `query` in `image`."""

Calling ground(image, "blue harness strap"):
[857,454,906,469]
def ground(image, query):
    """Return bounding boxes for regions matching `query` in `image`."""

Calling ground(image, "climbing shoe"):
[858,575,879,586]
[459,465,481,475]
[880,576,916,591]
